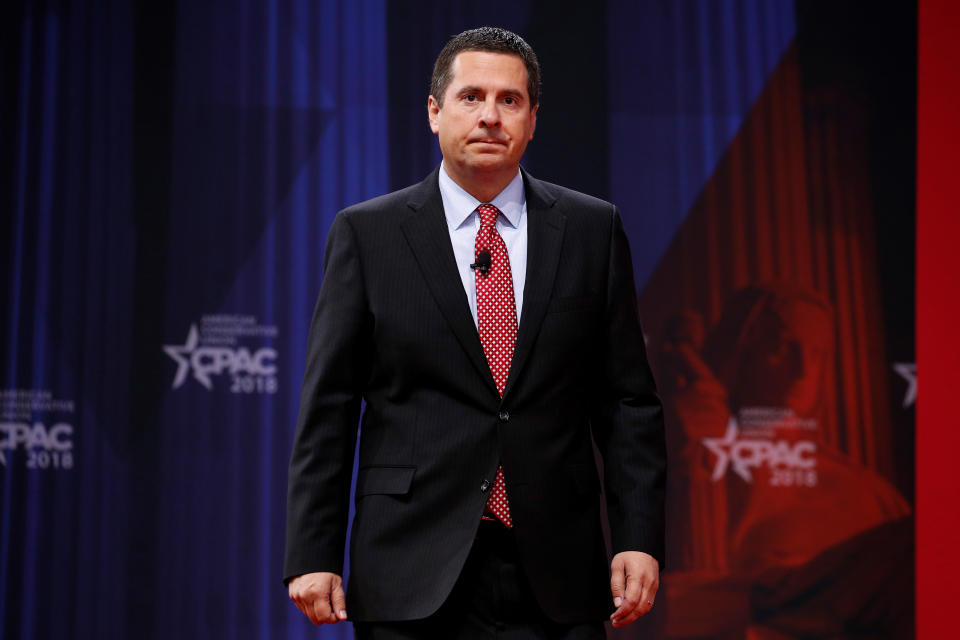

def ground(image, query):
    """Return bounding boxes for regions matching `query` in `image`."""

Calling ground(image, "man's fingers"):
[289,572,345,625]
[618,565,644,620]
[624,563,643,608]
[624,571,660,626]
[290,590,319,625]
[639,573,659,612]
[296,592,320,625]
[620,574,654,626]
[610,565,639,622]
[311,588,334,625]
[331,583,348,621]
[609,557,626,607]
[611,574,644,627]
[610,563,641,626]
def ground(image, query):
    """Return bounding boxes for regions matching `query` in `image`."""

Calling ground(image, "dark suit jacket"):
[284,167,666,624]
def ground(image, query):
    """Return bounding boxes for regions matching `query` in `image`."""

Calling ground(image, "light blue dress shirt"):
[438,162,528,328]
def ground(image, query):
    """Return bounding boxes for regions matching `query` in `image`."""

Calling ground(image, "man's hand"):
[288,572,348,625]
[609,551,659,628]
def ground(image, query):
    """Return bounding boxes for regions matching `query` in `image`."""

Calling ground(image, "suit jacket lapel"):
[400,169,501,400]
[399,168,565,404]
[501,171,564,402]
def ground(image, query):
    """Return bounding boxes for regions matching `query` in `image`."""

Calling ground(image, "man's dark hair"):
[430,27,540,109]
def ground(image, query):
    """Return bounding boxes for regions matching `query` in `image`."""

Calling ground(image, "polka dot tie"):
[475,203,516,528]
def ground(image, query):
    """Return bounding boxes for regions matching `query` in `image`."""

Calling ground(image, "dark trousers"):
[353,519,606,640]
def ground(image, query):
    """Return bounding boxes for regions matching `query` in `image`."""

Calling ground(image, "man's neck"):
[443,164,519,203]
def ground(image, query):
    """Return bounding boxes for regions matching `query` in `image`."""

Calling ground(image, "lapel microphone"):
[471,250,492,276]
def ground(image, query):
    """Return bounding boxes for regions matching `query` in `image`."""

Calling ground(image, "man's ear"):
[428,95,441,134]
[529,103,538,141]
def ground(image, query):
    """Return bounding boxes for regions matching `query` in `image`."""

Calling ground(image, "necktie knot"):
[477,204,499,229]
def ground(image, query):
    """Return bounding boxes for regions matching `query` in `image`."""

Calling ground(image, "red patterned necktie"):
[475,203,517,528]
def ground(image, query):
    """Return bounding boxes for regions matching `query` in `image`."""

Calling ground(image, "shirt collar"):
[439,162,525,231]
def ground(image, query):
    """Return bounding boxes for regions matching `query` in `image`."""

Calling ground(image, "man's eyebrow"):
[455,85,525,99]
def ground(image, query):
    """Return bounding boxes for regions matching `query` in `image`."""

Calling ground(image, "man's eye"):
[464,94,477,102]
[504,97,515,105]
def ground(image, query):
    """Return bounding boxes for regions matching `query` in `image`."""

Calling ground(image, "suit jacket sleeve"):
[591,205,667,568]
[284,211,370,583]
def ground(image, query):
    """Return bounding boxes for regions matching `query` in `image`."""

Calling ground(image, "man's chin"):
[463,155,513,173]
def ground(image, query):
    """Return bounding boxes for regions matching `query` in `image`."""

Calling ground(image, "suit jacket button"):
[498,410,510,422]
[480,479,491,492]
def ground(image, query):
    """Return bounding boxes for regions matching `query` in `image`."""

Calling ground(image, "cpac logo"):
[0,421,73,466]
[702,418,816,482]
[164,324,278,390]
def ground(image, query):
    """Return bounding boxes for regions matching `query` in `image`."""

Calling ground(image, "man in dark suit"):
[284,27,666,638]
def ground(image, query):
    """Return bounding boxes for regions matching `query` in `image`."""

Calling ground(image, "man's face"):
[428,51,537,180]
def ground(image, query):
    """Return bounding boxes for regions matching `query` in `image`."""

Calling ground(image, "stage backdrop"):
[2,1,915,638]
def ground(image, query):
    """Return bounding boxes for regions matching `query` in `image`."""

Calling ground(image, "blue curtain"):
[3,1,386,638]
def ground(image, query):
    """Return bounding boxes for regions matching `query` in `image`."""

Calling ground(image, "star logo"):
[163,325,209,389]
[702,417,748,481]
[892,362,916,408]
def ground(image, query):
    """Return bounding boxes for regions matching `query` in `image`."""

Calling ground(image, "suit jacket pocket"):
[547,294,599,314]
[355,465,416,498]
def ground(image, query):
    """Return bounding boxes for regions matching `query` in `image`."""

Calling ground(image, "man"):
[284,27,666,638]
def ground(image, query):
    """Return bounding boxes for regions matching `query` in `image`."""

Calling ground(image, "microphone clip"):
[471,250,492,276]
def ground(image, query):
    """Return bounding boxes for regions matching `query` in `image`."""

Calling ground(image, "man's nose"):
[478,98,501,128]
